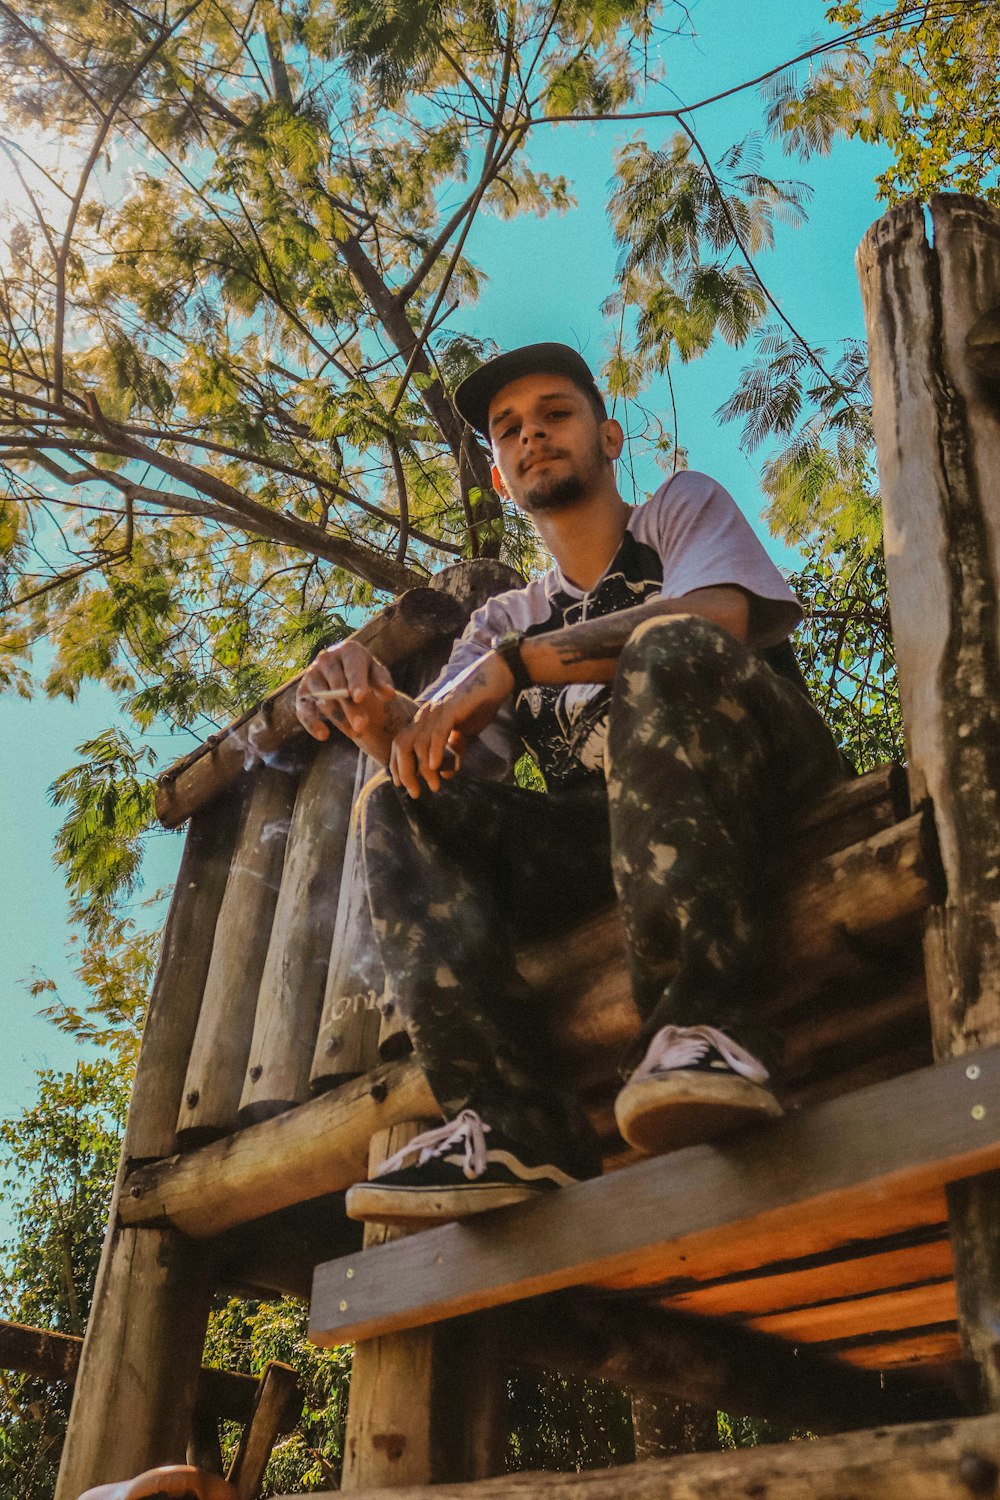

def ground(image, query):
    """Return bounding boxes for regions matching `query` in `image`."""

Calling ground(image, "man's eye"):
[499,425,518,440]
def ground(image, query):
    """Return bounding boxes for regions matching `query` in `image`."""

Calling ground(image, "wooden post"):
[177,764,299,1144]
[55,794,244,1499]
[227,1362,303,1500]
[54,1162,216,1499]
[309,752,384,1094]
[630,1394,719,1461]
[340,1124,506,1491]
[858,192,1000,1408]
[240,737,359,1123]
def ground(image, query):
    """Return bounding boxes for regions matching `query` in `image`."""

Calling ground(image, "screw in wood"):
[346,1269,354,1279]
[249,1064,263,1082]
[339,1300,348,1312]
[972,1105,986,1121]
[967,1064,982,1080]
[185,1090,199,1109]
[370,1081,388,1103]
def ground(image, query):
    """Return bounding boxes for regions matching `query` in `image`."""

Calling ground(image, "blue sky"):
[0,0,892,1155]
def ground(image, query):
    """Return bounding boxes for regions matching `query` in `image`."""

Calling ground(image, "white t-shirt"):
[423,471,802,785]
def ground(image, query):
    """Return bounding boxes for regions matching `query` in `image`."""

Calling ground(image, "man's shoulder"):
[468,572,561,635]
[634,470,727,518]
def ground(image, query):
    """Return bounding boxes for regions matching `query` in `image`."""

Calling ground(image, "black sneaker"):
[614,1024,782,1155]
[345,1109,580,1227]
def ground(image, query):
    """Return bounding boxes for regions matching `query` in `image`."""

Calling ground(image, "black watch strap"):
[491,629,533,692]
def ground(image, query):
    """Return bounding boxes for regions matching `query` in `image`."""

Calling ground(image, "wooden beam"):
[308,1045,1000,1346]
[665,1229,955,1320]
[859,192,1000,1408]
[121,1061,437,1238]
[270,1413,1000,1500]
[490,1293,964,1432]
[227,1363,303,1500]
[0,1320,265,1425]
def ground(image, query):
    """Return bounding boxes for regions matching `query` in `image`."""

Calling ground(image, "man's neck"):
[532,487,632,593]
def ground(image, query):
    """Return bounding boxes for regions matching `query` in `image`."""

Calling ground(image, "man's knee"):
[617,613,744,686]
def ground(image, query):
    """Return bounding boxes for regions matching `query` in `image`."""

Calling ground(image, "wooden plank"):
[859,192,1000,1405]
[240,736,358,1122]
[177,766,299,1144]
[492,1294,960,1432]
[748,1278,957,1343]
[270,1413,1000,1500]
[839,1329,962,1369]
[666,1233,954,1320]
[309,1045,1000,1346]
[121,1061,437,1238]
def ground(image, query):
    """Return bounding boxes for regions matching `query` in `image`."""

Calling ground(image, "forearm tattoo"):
[544,598,668,667]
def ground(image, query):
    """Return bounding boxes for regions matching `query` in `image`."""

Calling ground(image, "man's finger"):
[391,734,422,799]
[372,659,396,699]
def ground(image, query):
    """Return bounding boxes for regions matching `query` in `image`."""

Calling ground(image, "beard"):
[519,469,587,512]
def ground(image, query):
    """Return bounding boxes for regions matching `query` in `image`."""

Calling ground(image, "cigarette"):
[306,687,353,702]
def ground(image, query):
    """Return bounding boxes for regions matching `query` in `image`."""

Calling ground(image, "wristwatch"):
[490,629,533,692]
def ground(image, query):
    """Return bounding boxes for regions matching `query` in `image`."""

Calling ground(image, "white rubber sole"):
[345,1179,543,1227]
[615,1070,783,1155]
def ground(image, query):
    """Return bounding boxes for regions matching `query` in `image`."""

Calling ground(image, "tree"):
[3,0,997,1482]
[0,0,681,733]
[0,1057,128,1499]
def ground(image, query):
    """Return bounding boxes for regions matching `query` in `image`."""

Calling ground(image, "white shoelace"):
[630,1024,770,1085]
[374,1108,491,1182]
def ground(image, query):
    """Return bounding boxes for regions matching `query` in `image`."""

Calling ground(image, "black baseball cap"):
[453,342,606,435]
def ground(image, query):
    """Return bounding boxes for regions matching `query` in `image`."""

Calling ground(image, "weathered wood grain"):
[308,752,383,1095]
[666,1232,954,1321]
[227,1363,303,1500]
[177,766,298,1144]
[240,736,359,1122]
[122,1061,437,1237]
[858,192,1000,1407]
[272,1412,1000,1500]
[309,1046,1000,1347]
[127,792,246,1163]
[53,1164,215,1499]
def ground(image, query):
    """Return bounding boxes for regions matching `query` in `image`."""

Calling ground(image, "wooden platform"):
[309,1045,1000,1381]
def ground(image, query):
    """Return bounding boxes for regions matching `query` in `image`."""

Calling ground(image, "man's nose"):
[520,418,547,444]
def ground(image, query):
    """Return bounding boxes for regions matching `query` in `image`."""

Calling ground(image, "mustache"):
[519,449,568,475]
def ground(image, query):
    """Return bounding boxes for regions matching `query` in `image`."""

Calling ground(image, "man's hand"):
[296,641,396,743]
[390,651,514,797]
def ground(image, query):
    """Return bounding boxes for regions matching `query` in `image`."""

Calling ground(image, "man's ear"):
[491,462,509,499]
[601,419,625,461]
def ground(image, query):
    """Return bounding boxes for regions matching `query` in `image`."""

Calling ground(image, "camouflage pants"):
[359,616,844,1172]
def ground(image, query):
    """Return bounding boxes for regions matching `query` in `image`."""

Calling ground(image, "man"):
[295,343,844,1227]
